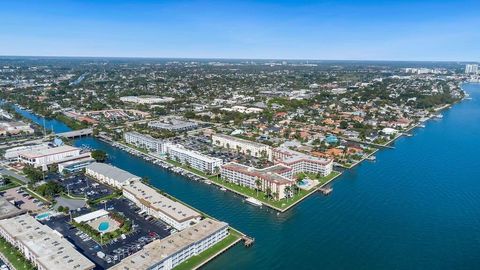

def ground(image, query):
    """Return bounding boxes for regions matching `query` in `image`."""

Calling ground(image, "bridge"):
[57,128,93,139]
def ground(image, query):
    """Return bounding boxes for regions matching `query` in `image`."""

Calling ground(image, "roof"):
[0,197,26,220]
[19,145,80,159]
[73,209,109,223]
[111,218,228,270]
[222,162,293,185]
[0,215,94,270]
[212,133,269,148]
[273,147,333,166]
[123,180,201,223]
[86,163,140,184]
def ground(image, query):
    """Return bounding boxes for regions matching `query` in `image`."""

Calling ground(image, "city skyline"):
[1,0,479,61]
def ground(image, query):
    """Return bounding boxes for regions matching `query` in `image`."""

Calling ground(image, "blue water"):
[14,83,480,269]
[98,222,110,232]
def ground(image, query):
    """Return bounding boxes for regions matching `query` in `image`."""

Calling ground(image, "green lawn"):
[0,176,23,191]
[303,171,341,186]
[210,171,341,210]
[25,188,51,204]
[174,231,241,270]
[0,237,35,270]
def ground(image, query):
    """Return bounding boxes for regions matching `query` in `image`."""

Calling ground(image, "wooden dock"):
[242,235,255,247]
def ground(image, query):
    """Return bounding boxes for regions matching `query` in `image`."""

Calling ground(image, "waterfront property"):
[3,143,50,161]
[221,162,294,200]
[123,180,201,230]
[124,131,166,153]
[0,214,95,270]
[273,147,333,177]
[166,143,223,174]
[85,162,141,189]
[111,218,229,270]
[212,133,272,160]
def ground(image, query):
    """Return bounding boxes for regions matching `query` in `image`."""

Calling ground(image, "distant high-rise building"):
[465,64,479,74]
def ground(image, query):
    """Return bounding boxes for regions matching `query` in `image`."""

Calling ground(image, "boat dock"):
[242,235,255,247]
[318,186,333,195]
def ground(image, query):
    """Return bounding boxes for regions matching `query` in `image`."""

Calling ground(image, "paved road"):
[0,166,29,183]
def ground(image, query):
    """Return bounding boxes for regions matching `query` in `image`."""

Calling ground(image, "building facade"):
[123,180,201,231]
[111,218,228,270]
[124,131,166,153]
[273,147,333,177]
[212,133,272,160]
[166,144,222,174]
[18,145,83,171]
[85,162,141,188]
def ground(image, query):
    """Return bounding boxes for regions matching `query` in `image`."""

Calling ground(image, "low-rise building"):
[148,119,198,132]
[18,145,84,171]
[166,144,222,174]
[3,143,50,160]
[273,147,333,177]
[0,197,26,220]
[221,162,294,199]
[85,162,140,188]
[57,154,95,174]
[111,218,228,270]
[0,121,34,136]
[123,180,201,230]
[0,214,95,270]
[124,131,165,153]
[212,133,272,160]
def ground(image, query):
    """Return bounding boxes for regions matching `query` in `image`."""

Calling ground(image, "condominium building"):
[221,162,294,199]
[123,180,201,230]
[166,144,222,174]
[120,96,175,104]
[212,133,272,160]
[111,218,228,270]
[148,119,198,132]
[85,162,141,188]
[18,145,84,171]
[465,64,479,74]
[124,131,166,153]
[0,214,95,270]
[273,147,333,177]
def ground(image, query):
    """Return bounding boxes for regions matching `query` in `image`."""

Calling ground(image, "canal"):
[11,83,480,269]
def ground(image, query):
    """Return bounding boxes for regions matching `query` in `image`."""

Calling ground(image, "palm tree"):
[272,192,278,201]
[255,179,262,197]
[284,186,291,201]
[266,187,272,200]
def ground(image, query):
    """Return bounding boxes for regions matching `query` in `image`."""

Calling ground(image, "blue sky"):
[0,0,478,61]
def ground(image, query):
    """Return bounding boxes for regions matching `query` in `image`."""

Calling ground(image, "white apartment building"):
[124,131,166,153]
[0,214,95,270]
[120,96,175,104]
[148,119,198,132]
[123,180,201,230]
[221,162,294,199]
[166,144,222,174]
[111,218,228,270]
[465,64,479,74]
[18,145,83,171]
[85,162,141,189]
[273,147,333,177]
[212,133,272,160]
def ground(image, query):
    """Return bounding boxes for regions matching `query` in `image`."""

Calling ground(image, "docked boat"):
[418,124,426,128]
[435,114,443,119]
[220,187,227,191]
[366,155,376,161]
[245,197,262,207]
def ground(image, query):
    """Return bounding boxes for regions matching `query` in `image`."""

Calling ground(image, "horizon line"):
[0,54,477,63]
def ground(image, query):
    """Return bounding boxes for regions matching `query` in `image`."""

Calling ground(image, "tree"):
[255,179,262,197]
[266,187,272,200]
[91,150,107,162]
[23,165,43,182]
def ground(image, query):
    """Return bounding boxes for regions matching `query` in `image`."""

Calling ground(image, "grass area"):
[87,191,122,205]
[303,171,341,186]
[0,237,35,270]
[174,230,241,270]
[24,187,51,204]
[210,171,341,210]
[0,176,22,191]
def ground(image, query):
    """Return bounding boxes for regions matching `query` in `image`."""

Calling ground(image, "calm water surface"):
[15,83,480,270]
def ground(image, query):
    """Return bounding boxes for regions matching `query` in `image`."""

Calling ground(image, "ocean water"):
[17,83,480,270]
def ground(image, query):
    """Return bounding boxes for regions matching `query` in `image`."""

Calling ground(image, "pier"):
[57,128,93,138]
[242,235,255,247]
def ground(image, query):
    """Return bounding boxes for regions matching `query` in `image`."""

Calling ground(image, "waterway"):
[10,83,480,269]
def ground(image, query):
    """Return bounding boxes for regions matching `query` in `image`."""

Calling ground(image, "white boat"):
[435,114,443,119]
[245,197,262,207]
[418,124,426,128]
[220,187,227,191]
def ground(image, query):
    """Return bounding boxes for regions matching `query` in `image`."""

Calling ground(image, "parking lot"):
[56,174,114,200]
[1,187,46,212]
[42,198,171,269]
[170,134,271,167]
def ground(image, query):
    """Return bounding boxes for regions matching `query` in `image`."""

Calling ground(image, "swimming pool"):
[36,212,51,221]
[98,221,110,232]
[297,179,309,187]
